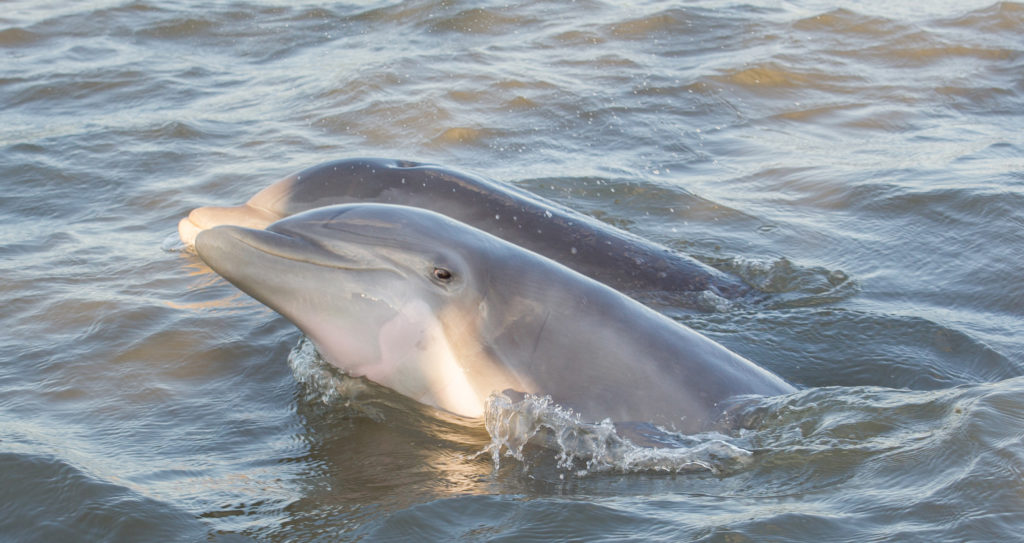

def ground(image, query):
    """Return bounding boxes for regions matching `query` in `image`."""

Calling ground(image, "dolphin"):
[195,203,794,433]
[181,158,750,301]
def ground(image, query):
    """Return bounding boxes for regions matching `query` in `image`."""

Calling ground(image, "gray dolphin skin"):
[181,158,750,300]
[195,204,794,433]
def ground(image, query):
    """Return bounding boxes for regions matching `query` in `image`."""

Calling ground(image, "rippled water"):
[2,0,1023,541]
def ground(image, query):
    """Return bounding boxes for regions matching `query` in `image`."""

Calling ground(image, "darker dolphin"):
[181,158,751,303]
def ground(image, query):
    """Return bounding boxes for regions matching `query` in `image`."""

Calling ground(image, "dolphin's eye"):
[432,267,454,283]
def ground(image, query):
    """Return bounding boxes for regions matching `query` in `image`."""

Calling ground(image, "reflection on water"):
[1,0,1023,540]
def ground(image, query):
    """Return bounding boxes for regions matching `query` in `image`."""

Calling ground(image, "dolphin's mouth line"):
[218,226,396,274]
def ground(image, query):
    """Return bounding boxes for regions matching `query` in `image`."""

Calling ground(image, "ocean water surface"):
[2,0,1023,541]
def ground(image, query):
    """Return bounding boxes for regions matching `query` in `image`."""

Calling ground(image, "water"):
[2,0,1022,540]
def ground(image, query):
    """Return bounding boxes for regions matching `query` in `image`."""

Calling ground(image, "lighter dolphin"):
[195,203,793,432]
[181,158,750,301]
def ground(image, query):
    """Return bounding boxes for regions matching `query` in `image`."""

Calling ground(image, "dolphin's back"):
[247,158,751,299]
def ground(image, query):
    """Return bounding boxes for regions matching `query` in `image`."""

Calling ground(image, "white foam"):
[479,391,754,476]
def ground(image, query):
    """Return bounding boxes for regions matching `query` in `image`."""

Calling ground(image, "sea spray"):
[480,391,754,476]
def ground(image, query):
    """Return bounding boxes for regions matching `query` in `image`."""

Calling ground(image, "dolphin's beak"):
[195,224,313,264]
[179,204,281,246]
[197,225,306,266]
[193,222,402,389]
[194,225,371,324]
[196,225,366,271]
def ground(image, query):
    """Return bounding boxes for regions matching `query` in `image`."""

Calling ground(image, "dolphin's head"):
[178,159,425,246]
[195,203,529,418]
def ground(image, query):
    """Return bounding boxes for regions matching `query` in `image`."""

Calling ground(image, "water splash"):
[479,391,754,476]
[287,336,385,422]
